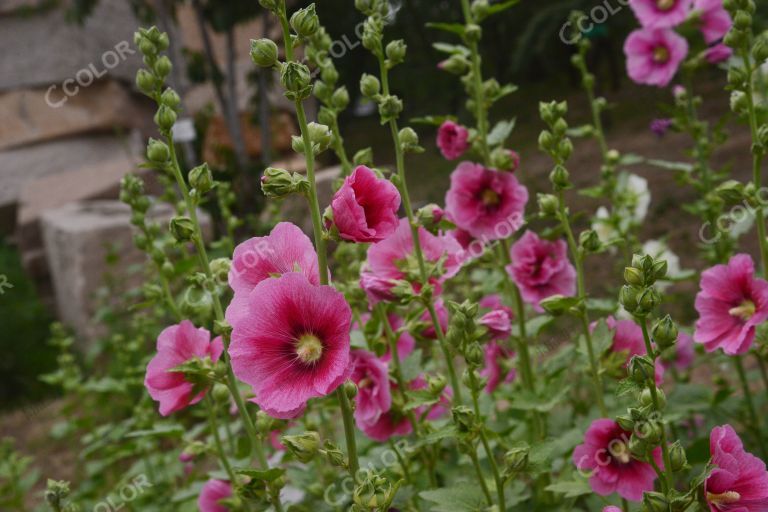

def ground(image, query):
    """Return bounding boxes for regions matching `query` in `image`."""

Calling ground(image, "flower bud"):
[280,62,312,99]
[471,0,491,20]
[258,0,280,12]
[643,492,671,512]
[344,380,358,399]
[360,73,381,98]
[616,414,635,432]
[147,137,170,163]
[321,64,339,85]
[255,410,275,433]
[620,285,639,313]
[628,433,649,457]
[652,315,678,349]
[752,35,768,63]
[250,38,279,67]
[180,285,213,320]
[399,127,421,153]
[136,69,156,95]
[503,446,529,473]
[637,287,660,315]
[465,23,482,43]
[490,148,520,172]
[160,88,180,109]
[282,432,320,463]
[452,405,476,435]
[331,86,350,110]
[438,54,469,75]
[385,39,407,65]
[189,163,214,194]
[323,440,346,467]
[465,342,484,367]
[353,147,374,166]
[416,203,444,229]
[628,355,656,383]
[537,193,560,217]
[154,104,177,132]
[549,165,571,190]
[651,259,668,281]
[427,374,447,395]
[378,95,403,122]
[210,257,231,283]
[170,216,196,242]
[261,167,307,198]
[669,441,687,472]
[734,10,752,29]
[290,4,319,37]
[715,180,745,203]
[640,387,666,411]
[212,383,230,403]
[624,266,645,286]
[307,122,332,153]
[579,229,601,252]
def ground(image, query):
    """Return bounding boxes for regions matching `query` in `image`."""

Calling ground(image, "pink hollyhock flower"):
[481,341,516,393]
[350,349,392,429]
[381,315,415,361]
[445,162,529,241]
[412,375,453,420]
[198,479,232,512]
[603,507,623,512]
[437,120,470,160]
[507,150,521,173]
[704,43,732,64]
[479,308,513,340]
[705,424,768,511]
[694,254,768,355]
[229,273,352,419]
[330,165,401,243]
[624,28,689,87]
[650,118,673,137]
[227,222,319,325]
[694,0,732,44]
[606,317,665,385]
[661,331,695,372]
[361,218,465,304]
[145,321,224,416]
[507,231,576,312]
[629,0,694,29]
[573,419,662,502]
[419,299,449,340]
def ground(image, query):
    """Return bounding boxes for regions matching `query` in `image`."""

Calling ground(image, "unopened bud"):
[290,4,320,37]
[282,432,320,463]
[189,163,214,194]
[250,38,279,67]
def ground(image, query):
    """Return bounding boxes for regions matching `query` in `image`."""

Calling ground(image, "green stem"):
[331,116,353,176]
[206,395,237,483]
[337,387,360,479]
[459,0,490,165]
[638,319,674,495]
[734,355,768,459]
[621,498,630,512]
[467,445,494,506]
[467,371,505,510]
[756,353,768,401]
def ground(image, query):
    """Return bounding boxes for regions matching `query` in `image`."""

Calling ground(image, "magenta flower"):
[445,162,529,241]
[479,308,513,341]
[694,0,732,43]
[704,43,732,64]
[694,254,768,355]
[629,0,693,29]
[361,218,465,303]
[419,299,449,340]
[507,231,576,312]
[573,419,662,502]
[198,479,232,512]
[705,425,768,511]
[227,222,319,325]
[650,118,673,137]
[437,120,470,160]
[607,316,665,385]
[330,165,401,243]
[661,331,695,372]
[381,314,415,362]
[228,273,352,419]
[624,28,689,87]
[481,341,516,393]
[350,349,392,429]
[144,321,224,416]
[603,507,623,512]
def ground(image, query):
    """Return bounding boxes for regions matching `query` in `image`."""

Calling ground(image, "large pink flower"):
[350,349,392,429]
[606,316,665,385]
[227,222,319,325]
[705,425,768,511]
[437,120,470,160]
[481,341,516,393]
[228,273,352,419]
[198,479,232,512]
[361,218,465,305]
[694,254,768,355]
[624,28,689,87]
[145,321,224,416]
[330,165,401,243]
[507,231,576,312]
[479,308,513,341]
[629,0,694,29]
[445,162,529,241]
[694,0,732,43]
[573,419,662,502]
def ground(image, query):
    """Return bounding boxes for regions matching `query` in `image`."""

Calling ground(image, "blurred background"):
[0,0,766,506]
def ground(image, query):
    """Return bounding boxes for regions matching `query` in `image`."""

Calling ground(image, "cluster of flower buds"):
[620,254,667,317]
[135,28,182,138]
[538,101,574,171]
[281,431,321,463]
[260,167,310,199]
[351,470,400,512]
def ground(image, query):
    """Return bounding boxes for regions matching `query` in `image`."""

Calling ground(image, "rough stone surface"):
[41,200,211,343]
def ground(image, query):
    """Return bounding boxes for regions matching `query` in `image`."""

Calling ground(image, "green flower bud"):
[331,86,350,110]
[616,414,635,432]
[255,410,275,433]
[160,88,180,109]
[321,64,339,85]
[471,0,491,20]
[629,355,656,383]
[307,122,332,153]
[624,266,645,286]
[637,287,660,315]
[180,285,213,320]
[503,445,529,474]
[752,35,768,63]
[344,380,358,399]
[452,405,476,435]
[290,4,319,37]
[156,32,170,51]
[669,441,687,472]
[438,54,469,75]
[280,62,312,99]
[353,147,374,166]
[154,55,172,79]
[731,90,749,115]
[640,387,666,411]
[261,167,307,198]
[212,383,230,403]
[464,23,482,43]
[606,149,621,165]
[652,315,678,349]
[620,285,639,313]
[210,258,230,284]
[154,105,177,132]
[385,39,407,65]
[579,229,601,252]
[549,165,571,190]
[317,107,336,128]
[416,203,444,230]
[360,73,381,98]
[427,374,447,395]
[250,38,279,67]
[651,259,668,281]
[147,137,170,163]
[282,432,320,463]
[628,433,649,457]
[399,127,421,153]
[716,180,745,203]
[378,95,403,122]
[734,10,752,29]
[537,193,560,217]
[643,491,670,512]
[169,216,196,242]
[139,38,157,57]
[189,163,214,194]
[136,69,156,95]
[323,440,346,467]
[258,0,280,12]
[465,342,484,367]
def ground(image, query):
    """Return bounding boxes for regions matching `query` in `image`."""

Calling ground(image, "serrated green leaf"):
[420,483,486,511]
[545,478,592,498]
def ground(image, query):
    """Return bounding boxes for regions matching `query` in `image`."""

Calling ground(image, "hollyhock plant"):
[437,120,470,160]
[694,0,732,44]
[507,230,576,312]
[445,162,529,241]
[624,28,689,87]
[573,419,662,502]
[694,254,768,355]
[350,349,392,429]
[606,316,665,385]
[361,218,465,303]
[330,165,401,243]
[705,425,768,511]
[144,321,224,416]
[198,479,232,512]
[228,272,352,419]
[628,0,694,29]
[481,341,516,393]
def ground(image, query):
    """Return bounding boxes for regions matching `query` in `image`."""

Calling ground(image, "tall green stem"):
[734,356,767,459]
[467,370,505,510]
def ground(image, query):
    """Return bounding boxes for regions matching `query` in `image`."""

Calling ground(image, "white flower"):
[625,174,650,223]
[592,206,616,244]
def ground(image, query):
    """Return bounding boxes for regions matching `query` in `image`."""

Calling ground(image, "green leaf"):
[487,119,516,146]
[420,483,486,511]
[126,424,185,439]
[410,115,456,126]
[234,467,285,482]
[426,22,466,37]
[403,389,439,411]
[646,159,694,172]
[432,42,469,56]
[539,294,581,315]
[545,478,592,498]
[400,349,423,382]
[566,124,594,138]
[485,0,521,16]
[619,153,645,166]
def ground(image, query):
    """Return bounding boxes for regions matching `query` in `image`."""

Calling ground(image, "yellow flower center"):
[296,333,323,364]
[481,188,500,206]
[608,440,631,464]
[729,300,756,321]
[657,0,675,10]
[707,491,741,505]
[653,46,670,63]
